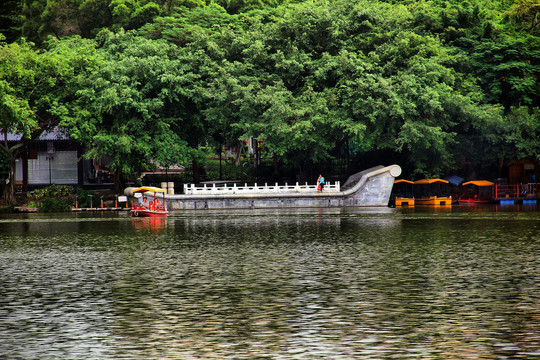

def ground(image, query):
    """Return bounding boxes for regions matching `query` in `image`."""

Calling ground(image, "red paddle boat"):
[456,180,494,205]
[131,186,169,217]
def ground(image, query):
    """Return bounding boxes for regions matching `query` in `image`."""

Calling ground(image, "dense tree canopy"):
[0,35,95,202]
[1,0,539,201]
[65,30,211,189]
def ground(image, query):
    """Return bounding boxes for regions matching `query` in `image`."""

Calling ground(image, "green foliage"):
[130,2,161,28]
[479,106,540,161]
[0,39,39,137]
[26,184,74,212]
[506,0,540,34]
[203,159,255,181]
[66,30,204,188]
[39,198,71,212]
[471,33,540,108]
[216,0,285,14]
[75,187,98,208]
[28,184,73,200]
[5,0,540,182]
[19,0,224,43]
[0,35,95,203]
[196,0,503,177]
[0,0,21,43]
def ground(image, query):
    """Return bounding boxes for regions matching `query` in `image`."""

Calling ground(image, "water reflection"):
[131,217,168,234]
[0,207,539,359]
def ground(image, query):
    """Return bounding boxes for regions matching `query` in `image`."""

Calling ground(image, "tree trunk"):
[192,159,199,183]
[2,154,17,204]
[529,11,538,33]
[497,157,504,179]
[113,169,124,193]
[296,156,314,183]
[234,141,243,167]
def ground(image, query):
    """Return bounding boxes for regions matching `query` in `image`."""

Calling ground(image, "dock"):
[492,183,540,204]
[493,198,538,204]
[72,207,130,211]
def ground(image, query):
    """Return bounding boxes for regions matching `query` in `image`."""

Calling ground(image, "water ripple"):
[0,207,539,359]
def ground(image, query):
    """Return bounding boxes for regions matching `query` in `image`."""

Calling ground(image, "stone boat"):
[125,164,401,210]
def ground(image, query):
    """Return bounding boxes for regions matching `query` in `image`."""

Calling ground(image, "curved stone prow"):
[125,164,402,210]
[341,164,401,206]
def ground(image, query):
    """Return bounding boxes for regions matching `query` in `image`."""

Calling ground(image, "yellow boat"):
[414,179,452,206]
[414,195,452,206]
[392,179,415,206]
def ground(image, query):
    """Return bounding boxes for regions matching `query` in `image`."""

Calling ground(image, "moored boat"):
[392,179,415,206]
[415,195,452,206]
[456,180,494,204]
[130,186,169,217]
[414,179,452,206]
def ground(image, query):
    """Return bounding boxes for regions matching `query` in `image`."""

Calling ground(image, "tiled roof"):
[0,127,70,141]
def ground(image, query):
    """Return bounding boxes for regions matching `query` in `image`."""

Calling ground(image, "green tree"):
[408,0,540,110]
[195,1,500,178]
[471,34,540,109]
[479,106,540,167]
[507,0,540,34]
[0,35,92,203]
[67,30,209,189]
[20,0,171,43]
[0,0,22,43]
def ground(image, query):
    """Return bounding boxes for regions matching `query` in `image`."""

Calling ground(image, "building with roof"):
[2,128,113,193]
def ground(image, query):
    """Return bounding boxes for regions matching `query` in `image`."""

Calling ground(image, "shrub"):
[39,198,70,213]
[74,187,97,208]
[29,184,73,200]
[203,160,255,181]
[0,206,14,213]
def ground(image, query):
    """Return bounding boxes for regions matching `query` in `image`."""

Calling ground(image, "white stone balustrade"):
[183,181,340,195]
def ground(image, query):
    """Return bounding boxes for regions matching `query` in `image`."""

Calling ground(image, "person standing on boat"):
[317,174,325,191]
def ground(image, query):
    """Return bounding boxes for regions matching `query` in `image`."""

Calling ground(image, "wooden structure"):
[492,183,540,204]
[3,128,115,193]
[507,158,539,185]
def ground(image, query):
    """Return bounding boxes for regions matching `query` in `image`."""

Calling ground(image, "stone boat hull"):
[126,165,401,210]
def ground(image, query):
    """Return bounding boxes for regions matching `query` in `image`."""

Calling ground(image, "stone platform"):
[125,164,402,210]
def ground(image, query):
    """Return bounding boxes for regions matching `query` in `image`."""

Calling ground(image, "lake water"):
[1,205,539,359]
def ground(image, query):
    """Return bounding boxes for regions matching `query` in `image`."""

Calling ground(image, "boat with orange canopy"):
[456,180,494,205]
[414,179,452,206]
[130,186,169,217]
[392,179,415,206]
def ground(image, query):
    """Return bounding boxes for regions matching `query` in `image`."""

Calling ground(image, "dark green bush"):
[39,198,70,213]
[0,206,15,213]
[203,160,255,181]
[74,187,97,208]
